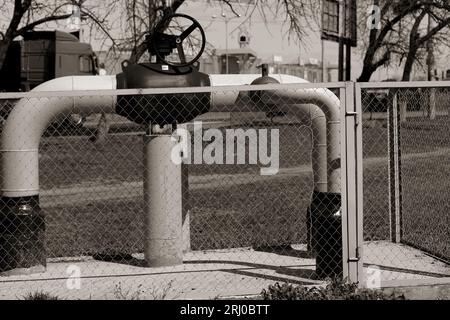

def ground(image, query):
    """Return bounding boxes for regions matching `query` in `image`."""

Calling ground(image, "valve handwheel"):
[151,13,206,68]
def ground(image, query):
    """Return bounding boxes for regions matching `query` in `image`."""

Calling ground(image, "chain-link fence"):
[0,84,352,299]
[1,82,448,299]
[359,83,450,283]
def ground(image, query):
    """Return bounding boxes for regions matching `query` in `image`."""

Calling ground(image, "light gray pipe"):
[1,74,338,197]
[263,89,341,193]
[287,104,328,193]
[208,74,340,193]
[1,76,116,197]
[207,101,328,193]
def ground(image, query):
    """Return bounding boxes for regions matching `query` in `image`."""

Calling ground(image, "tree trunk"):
[357,65,376,82]
[401,47,417,81]
[0,39,13,73]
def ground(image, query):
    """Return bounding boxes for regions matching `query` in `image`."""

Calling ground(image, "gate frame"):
[355,80,450,288]
[340,82,364,284]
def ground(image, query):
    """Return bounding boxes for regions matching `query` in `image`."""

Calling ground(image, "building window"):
[322,0,339,37]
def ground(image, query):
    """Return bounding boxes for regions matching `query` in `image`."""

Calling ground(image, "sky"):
[179,0,367,81]
[2,0,449,81]
[162,0,449,81]
[13,0,371,81]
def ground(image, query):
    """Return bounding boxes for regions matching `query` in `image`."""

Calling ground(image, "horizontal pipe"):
[209,74,310,86]
[1,76,117,197]
[1,73,338,196]
[209,74,309,108]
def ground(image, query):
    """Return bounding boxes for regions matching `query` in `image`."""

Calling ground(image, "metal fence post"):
[340,82,363,284]
[354,83,364,287]
[429,88,436,120]
[339,86,349,281]
[399,91,407,123]
[388,90,403,244]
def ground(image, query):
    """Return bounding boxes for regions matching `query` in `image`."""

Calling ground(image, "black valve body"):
[116,63,211,125]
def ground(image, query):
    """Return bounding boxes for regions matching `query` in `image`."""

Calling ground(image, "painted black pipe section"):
[306,191,342,279]
[0,196,45,273]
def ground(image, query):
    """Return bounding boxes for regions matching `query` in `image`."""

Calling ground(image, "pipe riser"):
[143,134,183,267]
[1,152,39,197]
[306,191,342,279]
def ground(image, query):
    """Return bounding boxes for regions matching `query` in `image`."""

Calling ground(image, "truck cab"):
[0,30,99,92]
[20,30,98,91]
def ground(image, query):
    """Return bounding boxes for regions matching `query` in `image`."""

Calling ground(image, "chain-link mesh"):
[361,85,450,282]
[0,84,347,299]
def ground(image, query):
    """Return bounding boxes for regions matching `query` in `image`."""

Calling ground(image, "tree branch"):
[15,14,72,37]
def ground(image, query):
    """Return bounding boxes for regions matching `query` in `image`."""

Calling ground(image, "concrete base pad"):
[0,242,448,300]
[0,265,46,277]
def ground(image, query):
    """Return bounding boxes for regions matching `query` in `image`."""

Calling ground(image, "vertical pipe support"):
[0,76,116,275]
[143,127,183,267]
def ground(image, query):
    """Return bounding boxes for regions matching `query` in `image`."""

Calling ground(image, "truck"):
[0,30,99,92]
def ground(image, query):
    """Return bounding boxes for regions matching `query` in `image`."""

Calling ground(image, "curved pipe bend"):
[1,76,117,197]
[209,84,340,193]
[262,88,340,193]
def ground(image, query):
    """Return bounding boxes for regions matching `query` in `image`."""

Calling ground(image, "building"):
[199,48,261,74]
[273,59,339,82]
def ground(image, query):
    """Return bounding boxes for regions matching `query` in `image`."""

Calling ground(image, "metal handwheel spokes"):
[150,13,206,68]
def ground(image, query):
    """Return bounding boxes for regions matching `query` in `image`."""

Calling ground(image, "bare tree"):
[1,0,318,142]
[400,2,450,81]
[357,0,421,82]
[0,0,115,72]
[0,0,67,71]
[102,0,319,65]
[357,0,450,82]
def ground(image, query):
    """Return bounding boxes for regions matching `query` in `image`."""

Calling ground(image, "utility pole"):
[323,0,355,81]
[338,0,345,81]
[321,40,326,82]
[344,0,352,81]
[427,11,436,120]
[225,14,229,74]
[212,12,241,74]
[339,0,346,81]
[427,13,434,81]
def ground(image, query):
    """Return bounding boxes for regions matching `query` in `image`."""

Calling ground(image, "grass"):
[23,291,59,300]
[113,281,175,300]
[14,116,448,262]
[261,278,405,300]
[21,282,175,300]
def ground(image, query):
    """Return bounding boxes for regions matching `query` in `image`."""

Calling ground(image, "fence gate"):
[356,81,450,288]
